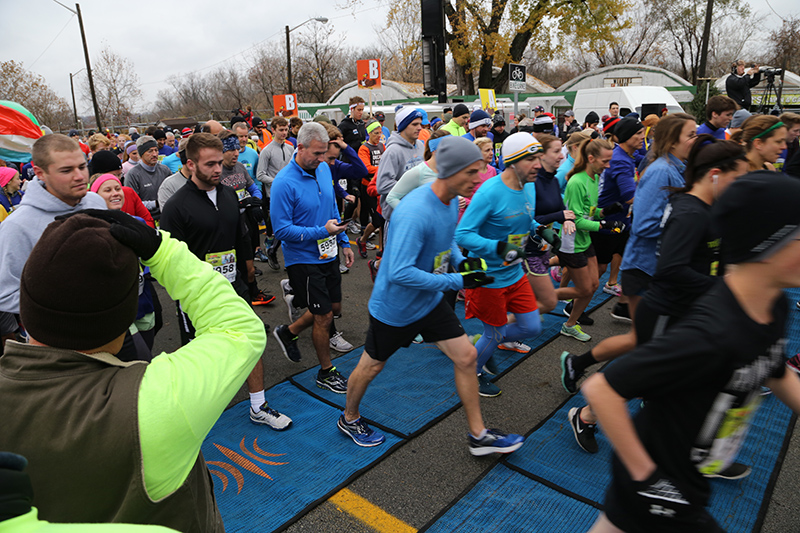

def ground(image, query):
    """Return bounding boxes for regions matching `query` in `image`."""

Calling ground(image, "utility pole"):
[70,72,79,129]
[76,3,102,130]
[698,0,714,81]
[286,25,292,94]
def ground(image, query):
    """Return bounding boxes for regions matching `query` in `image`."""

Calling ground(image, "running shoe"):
[338,414,385,447]
[498,341,532,354]
[787,354,800,374]
[365,241,377,250]
[550,266,562,283]
[266,248,280,271]
[560,323,591,342]
[412,334,424,344]
[610,302,631,323]
[563,302,594,326]
[317,367,348,393]
[339,263,349,274]
[251,291,276,306]
[347,221,362,235]
[568,406,598,453]
[329,331,354,352]
[250,403,292,430]
[703,462,751,480]
[273,325,301,363]
[468,429,524,456]
[478,373,501,397]
[796,301,800,310]
[253,266,263,276]
[560,351,583,394]
[368,259,378,283]
[603,282,622,297]
[255,248,270,263]
[357,240,368,259]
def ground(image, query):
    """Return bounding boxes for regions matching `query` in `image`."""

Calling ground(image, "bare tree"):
[81,46,143,127]
[293,26,349,103]
[375,0,423,82]
[0,60,73,131]
[248,45,288,114]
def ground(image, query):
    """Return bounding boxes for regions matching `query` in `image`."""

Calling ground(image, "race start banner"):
[357,59,382,89]
[273,94,298,117]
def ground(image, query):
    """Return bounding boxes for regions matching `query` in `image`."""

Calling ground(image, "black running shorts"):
[556,244,596,270]
[286,260,342,315]
[591,231,629,265]
[620,268,652,297]
[365,298,466,362]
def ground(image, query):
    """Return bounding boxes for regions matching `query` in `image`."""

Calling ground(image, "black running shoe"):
[568,406,598,453]
[267,249,280,271]
[564,301,594,326]
[610,302,631,323]
[273,325,301,363]
[317,367,348,393]
[703,462,751,480]
[560,351,583,394]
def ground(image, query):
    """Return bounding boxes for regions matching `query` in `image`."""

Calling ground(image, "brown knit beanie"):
[19,214,139,350]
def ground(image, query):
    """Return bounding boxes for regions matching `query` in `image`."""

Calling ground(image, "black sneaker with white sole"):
[273,324,301,363]
[564,301,594,326]
[610,302,631,323]
[317,366,348,393]
[568,406,598,453]
[560,351,583,394]
[703,462,751,480]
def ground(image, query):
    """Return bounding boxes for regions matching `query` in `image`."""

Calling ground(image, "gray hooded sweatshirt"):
[0,178,107,314]
[375,132,424,219]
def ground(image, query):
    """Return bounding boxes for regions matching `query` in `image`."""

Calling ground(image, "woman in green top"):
[556,138,623,341]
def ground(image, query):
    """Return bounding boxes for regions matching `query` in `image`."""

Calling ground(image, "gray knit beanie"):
[436,136,483,179]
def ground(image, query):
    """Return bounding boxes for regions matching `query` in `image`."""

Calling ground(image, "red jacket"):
[121,186,155,228]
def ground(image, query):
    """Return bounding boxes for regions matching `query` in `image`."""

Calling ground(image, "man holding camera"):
[726,60,761,110]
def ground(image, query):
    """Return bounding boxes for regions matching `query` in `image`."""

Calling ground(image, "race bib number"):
[696,395,762,476]
[317,235,338,260]
[339,179,349,191]
[137,266,145,296]
[508,232,529,247]
[236,188,248,201]
[205,249,237,283]
[433,250,451,274]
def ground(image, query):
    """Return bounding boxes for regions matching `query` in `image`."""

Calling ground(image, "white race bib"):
[317,236,338,260]
[236,188,248,201]
[205,249,237,283]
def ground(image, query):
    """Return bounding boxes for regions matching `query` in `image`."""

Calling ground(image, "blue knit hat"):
[468,110,492,130]
[395,107,424,132]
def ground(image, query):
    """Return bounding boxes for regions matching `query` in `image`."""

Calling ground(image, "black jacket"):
[726,72,761,109]
[338,116,367,152]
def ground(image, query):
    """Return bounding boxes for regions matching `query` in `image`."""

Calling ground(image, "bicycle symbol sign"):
[509,63,526,91]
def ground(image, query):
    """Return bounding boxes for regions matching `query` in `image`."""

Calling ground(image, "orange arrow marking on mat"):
[214,444,273,480]
[239,437,289,465]
[207,461,244,494]
[208,469,229,492]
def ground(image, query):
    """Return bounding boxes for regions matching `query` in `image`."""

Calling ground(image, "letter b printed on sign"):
[272,94,298,117]
[357,59,381,89]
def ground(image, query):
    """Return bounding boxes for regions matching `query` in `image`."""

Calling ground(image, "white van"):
[571,86,684,123]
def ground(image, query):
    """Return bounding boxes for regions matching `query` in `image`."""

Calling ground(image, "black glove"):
[461,271,495,289]
[632,467,691,516]
[497,241,525,266]
[458,257,487,273]
[536,226,561,250]
[58,208,162,260]
[601,201,625,218]
[239,196,262,209]
[599,220,626,233]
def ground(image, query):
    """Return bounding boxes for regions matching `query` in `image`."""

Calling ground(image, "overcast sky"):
[2,0,798,115]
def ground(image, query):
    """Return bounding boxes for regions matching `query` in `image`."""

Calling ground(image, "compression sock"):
[573,350,597,374]
[475,323,506,371]
[250,390,265,411]
[502,310,542,342]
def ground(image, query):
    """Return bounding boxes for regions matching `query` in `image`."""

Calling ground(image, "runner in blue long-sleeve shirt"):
[338,136,524,457]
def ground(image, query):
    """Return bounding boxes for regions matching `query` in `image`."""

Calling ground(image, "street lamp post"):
[69,68,85,131]
[53,1,102,130]
[285,17,329,94]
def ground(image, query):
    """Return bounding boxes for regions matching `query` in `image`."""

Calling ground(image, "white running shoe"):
[498,341,532,354]
[339,263,350,274]
[329,331,354,352]
[250,403,292,430]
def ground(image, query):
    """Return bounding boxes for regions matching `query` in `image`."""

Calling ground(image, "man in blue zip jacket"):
[270,123,354,393]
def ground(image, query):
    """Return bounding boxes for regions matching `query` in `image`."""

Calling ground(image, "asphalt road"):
[151,244,800,533]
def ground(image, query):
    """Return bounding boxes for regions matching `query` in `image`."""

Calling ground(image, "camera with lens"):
[761,67,783,82]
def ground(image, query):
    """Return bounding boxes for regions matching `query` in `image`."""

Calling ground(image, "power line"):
[29,14,76,70]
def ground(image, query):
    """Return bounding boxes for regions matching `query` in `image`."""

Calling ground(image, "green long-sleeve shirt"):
[560,170,602,254]
[137,233,267,500]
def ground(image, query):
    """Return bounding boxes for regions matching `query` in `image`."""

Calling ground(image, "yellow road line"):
[329,488,417,533]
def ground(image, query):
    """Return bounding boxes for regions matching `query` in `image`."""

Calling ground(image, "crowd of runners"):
[2,89,800,532]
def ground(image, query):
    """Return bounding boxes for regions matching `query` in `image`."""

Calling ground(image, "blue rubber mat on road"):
[201,381,403,533]
[549,271,614,317]
[502,392,793,532]
[782,287,800,356]
[421,464,600,533]
[289,285,610,438]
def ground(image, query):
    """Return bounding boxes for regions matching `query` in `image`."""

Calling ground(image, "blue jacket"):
[598,145,637,231]
[270,154,350,267]
[621,154,686,276]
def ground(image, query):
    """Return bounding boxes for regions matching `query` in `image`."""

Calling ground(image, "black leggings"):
[359,182,385,230]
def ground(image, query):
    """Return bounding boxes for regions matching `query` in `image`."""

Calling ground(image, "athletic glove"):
[59,208,162,260]
[461,271,495,289]
[497,241,525,266]
[535,226,561,251]
[601,201,625,218]
[240,197,264,221]
[458,257,487,273]
[632,467,691,517]
[599,220,626,234]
